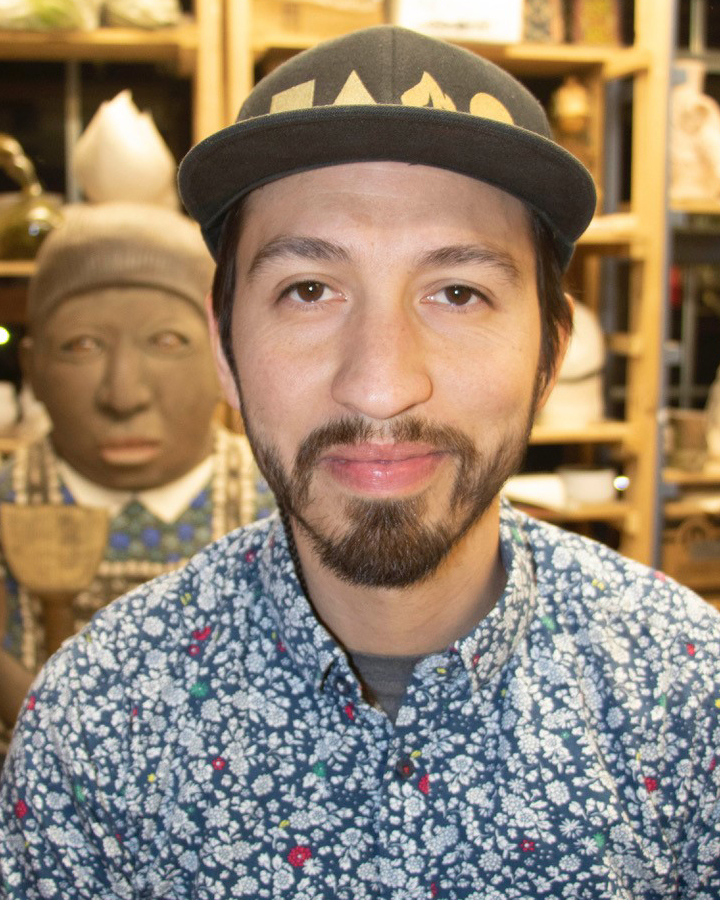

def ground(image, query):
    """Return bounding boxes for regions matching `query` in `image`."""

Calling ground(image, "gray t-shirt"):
[349,650,426,723]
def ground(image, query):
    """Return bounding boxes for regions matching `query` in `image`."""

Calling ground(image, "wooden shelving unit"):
[0,262,34,279]
[659,0,720,599]
[518,500,632,525]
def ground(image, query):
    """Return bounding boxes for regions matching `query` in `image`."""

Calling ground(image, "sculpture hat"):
[178,24,596,270]
[28,201,214,324]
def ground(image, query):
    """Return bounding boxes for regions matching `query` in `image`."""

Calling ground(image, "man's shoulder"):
[51,514,280,674]
[517,507,720,650]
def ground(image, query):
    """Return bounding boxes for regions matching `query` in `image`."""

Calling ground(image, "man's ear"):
[205,292,241,411]
[535,291,575,412]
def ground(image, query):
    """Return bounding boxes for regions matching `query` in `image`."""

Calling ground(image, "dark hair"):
[211,195,570,391]
[531,212,573,392]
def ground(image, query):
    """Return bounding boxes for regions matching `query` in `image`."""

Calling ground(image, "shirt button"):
[395,756,415,780]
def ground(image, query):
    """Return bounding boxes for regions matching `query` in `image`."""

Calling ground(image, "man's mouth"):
[99,439,162,466]
[319,443,447,495]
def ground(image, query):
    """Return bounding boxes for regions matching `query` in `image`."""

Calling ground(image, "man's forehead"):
[238,161,536,268]
[237,162,535,284]
[241,160,534,230]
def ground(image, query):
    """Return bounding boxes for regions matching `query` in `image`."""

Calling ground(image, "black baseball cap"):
[178,25,596,271]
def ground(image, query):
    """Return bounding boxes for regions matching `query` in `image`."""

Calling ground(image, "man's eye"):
[432,285,483,307]
[284,281,330,303]
[59,335,102,354]
[150,330,189,349]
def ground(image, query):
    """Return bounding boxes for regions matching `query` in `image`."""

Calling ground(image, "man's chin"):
[294,495,478,590]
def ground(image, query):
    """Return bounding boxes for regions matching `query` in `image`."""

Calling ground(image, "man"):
[0,202,274,734]
[1,26,718,899]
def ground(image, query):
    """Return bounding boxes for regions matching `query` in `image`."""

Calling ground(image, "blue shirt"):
[1,502,719,899]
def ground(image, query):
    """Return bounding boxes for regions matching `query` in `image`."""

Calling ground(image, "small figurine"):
[706,362,720,462]
[537,298,606,428]
[670,59,720,204]
[549,76,596,177]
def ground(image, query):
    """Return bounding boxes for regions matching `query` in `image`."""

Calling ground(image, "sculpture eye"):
[150,330,189,350]
[59,335,103,355]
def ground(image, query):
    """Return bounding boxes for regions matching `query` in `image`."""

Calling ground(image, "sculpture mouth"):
[99,440,162,466]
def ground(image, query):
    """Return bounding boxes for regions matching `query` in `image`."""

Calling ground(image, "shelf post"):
[622,0,676,564]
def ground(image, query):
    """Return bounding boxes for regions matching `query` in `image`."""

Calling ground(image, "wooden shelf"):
[577,213,641,249]
[451,42,649,78]
[516,500,630,523]
[606,332,643,358]
[670,198,720,216]
[665,496,720,518]
[0,22,199,72]
[664,466,720,486]
[0,261,35,278]
[531,420,629,445]
[251,27,649,78]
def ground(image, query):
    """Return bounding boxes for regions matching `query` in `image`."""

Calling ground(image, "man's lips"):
[319,443,447,495]
[99,439,162,466]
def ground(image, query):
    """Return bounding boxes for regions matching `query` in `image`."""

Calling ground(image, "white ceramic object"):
[503,473,567,511]
[0,0,100,30]
[73,90,178,208]
[670,59,720,203]
[0,380,17,432]
[557,465,617,505]
[537,300,606,428]
[105,0,181,28]
[706,363,720,462]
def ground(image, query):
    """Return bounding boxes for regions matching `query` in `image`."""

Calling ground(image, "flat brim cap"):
[178,24,596,270]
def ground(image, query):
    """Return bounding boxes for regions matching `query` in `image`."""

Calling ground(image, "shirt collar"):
[257,499,538,695]
[56,455,215,523]
[257,517,355,690]
[454,498,538,691]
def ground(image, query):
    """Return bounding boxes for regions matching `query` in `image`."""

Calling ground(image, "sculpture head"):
[23,202,219,490]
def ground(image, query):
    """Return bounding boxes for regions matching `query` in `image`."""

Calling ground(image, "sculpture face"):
[26,286,218,490]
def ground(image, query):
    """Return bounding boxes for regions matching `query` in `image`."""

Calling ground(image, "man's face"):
[27,287,219,490]
[219,162,554,588]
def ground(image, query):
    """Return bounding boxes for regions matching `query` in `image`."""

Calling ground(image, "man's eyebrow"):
[419,244,524,285]
[246,236,350,280]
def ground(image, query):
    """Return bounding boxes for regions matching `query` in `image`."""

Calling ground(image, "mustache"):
[292,415,481,510]
[294,416,478,472]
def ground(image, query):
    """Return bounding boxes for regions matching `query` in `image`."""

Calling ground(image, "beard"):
[239,393,539,590]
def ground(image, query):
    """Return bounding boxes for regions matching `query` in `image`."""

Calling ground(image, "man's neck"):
[290,499,506,656]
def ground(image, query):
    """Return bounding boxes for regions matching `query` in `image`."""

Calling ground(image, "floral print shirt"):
[1,501,719,899]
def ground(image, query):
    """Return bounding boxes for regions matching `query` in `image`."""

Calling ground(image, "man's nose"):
[95,340,153,416]
[330,303,432,421]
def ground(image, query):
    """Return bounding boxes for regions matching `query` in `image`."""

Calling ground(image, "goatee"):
[243,413,534,589]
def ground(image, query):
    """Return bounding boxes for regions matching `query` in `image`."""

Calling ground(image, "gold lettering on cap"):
[270,80,316,113]
[469,93,514,124]
[401,73,457,111]
[333,71,376,106]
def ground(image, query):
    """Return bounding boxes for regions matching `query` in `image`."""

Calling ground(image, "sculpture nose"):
[96,338,152,417]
